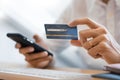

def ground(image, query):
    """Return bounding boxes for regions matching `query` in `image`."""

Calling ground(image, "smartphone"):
[7,33,53,56]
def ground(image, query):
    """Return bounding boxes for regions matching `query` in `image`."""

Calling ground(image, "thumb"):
[33,34,42,43]
[33,34,48,49]
[70,40,82,47]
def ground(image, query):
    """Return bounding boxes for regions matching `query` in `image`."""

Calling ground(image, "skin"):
[69,18,120,64]
[16,18,120,68]
[102,0,109,4]
[16,35,53,68]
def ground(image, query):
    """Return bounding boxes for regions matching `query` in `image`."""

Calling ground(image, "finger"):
[88,44,102,59]
[68,18,101,29]
[80,27,107,44]
[98,41,120,64]
[33,34,48,49]
[38,56,53,67]
[19,47,34,54]
[25,51,48,61]
[33,34,42,43]
[29,56,52,68]
[80,27,106,39]
[70,40,82,46]
[83,34,108,50]
[37,60,50,68]
[15,43,21,48]
[88,40,110,59]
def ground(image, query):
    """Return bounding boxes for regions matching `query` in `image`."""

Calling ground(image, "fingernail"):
[44,51,48,55]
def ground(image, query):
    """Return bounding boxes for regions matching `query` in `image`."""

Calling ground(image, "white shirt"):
[48,0,120,69]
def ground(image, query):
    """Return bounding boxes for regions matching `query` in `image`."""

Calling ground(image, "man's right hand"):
[15,35,53,68]
[69,18,120,64]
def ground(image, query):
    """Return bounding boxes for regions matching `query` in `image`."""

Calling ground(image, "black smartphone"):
[7,33,53,56]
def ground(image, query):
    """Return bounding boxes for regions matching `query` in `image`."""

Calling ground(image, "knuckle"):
[85,17,90,21]
[99,41,108,50]
[88,48,97,58]
[85,17,91,24]
[100,34,107,40]
[83,43,89,50]
[99,27,107,34]
[98,41,109,54]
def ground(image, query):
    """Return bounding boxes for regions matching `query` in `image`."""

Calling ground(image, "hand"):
[15,34,53,68]
[69,18,120,64]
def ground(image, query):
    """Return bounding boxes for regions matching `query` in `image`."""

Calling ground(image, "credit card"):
[44,24,78,40]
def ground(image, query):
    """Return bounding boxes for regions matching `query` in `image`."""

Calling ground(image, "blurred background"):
[0,0,72,64]
[0,0,109,69]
